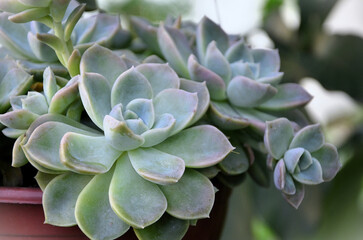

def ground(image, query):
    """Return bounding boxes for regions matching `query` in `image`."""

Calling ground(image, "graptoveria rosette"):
[131,16,313,131]
[264,118,341,208]
[22,44,234,239]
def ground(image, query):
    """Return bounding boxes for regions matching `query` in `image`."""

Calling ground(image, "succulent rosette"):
[19,44,234,239]
[264,118,341,208]
[0,58,33,114]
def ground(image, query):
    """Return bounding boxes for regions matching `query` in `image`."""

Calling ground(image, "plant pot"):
[0,182,231,240]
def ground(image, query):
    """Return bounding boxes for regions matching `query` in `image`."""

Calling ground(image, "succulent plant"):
[14,44,234,239]
[264,118,341,208]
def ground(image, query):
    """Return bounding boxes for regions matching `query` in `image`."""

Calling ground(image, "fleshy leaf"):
[12,134,28,167]
[126,98,154,129]
[48,76,79,114]
[282,182,305,209]
[225,40,253,63]
[67,49,81,77]
[251,48,280,76]
[75,166,129,240]
[293,158,323,185]
[34,172,58,191]
[283,148,305,174]
[209,101,250,130]
[155,125,233,168]
[311,143,341,181]
[219,142,249,175]
[196,16,229,62]
[157,25,191,78]
[128,147,185,185]
[179,79,210,126]
[188,55,226,100]
[258,83,312,111]
[111,67,153,108]
[0,0,29,13]
[80,44,127,85]
[289,124,324,152]
[205,41,231,84]
[274,159,286,190]
[159,169,215,219]
[0,109,38,129]
[282,173,296,195]
[125,118,148,135]
[43,67,57,104]
[43,173,92,226]
[109,154,167,228]
[2,127,26,138]
[134,214,189,240]
[153,89,197,135]
[23,121,98,171]
[21,92,48,115]
[264,118,294,159]
[135,63,180,96]
[27,31,58,62]
[18,0,51,7]
[79,72,111,129]
[60,133,122,174]
[130,16,161,55]
[227,76,277,107]
[141,113,176,147]
[103,115,144,151]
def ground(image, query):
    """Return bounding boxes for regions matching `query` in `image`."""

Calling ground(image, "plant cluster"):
[0,1,341,239]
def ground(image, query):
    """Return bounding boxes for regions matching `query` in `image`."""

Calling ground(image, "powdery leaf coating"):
[159,169,215,219]
[312,143,341,181]
[155,125,234,168]
[109,154,167,229]
[75,166,129,240]
[289,124,324,152]
[264,118,294,159]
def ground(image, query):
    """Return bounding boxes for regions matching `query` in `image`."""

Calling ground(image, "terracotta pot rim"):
[0,186,42,204]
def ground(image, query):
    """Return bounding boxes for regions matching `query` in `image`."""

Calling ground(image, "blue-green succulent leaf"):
[126,98,155,129]
[43,173,92,226]
[49,0,71,22]
[27,31,58,62]
[289,124,324,152]
[75,166,130,240]
[282,173,296,195]
[282,181,304,209]
[205,41,231,84]
[157,24,191,78]
[49,76,79,115]
[227,76,277,108]
[21,91,48,115]
[43,67,58,104]
[60,133,122,174]
[257,72,284,85]
[141,113,176,148]
[12,134,28,167]
[134,214,189,240]
[153,89,198,135]
[135,63,180,96]
[109,154,167,229]
[283,148,305,174]
[128,147,185,185]
[0,109,38,129]
[179,79,210,126]
[111,67,153,108]
[251,48,280,76]
[18,0,51,8]
[79,73,111,130]
[293,158,323,185]
[188,55,226,101]
[103,115,144,151]
[130,16,161,55]
[218,142,249,175]
[67,49,81,77]
[274,159,286,190]
[64,3,86,41]
[159,169,215,219]
[80,44,127,85]
[155,125,233,168]
[209,101,250,130]
[8,7,49,23]
[264,118,294,159]
[311,143,341,181]
[196,16,229,62]
[225,40,253,63]
[0,0,29,13]
[258,83,312,111]
[230,62,259,79]
[125,118,148,135]
[23,121,98,171]
[34,172,58,191]
[2,127,26,138]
